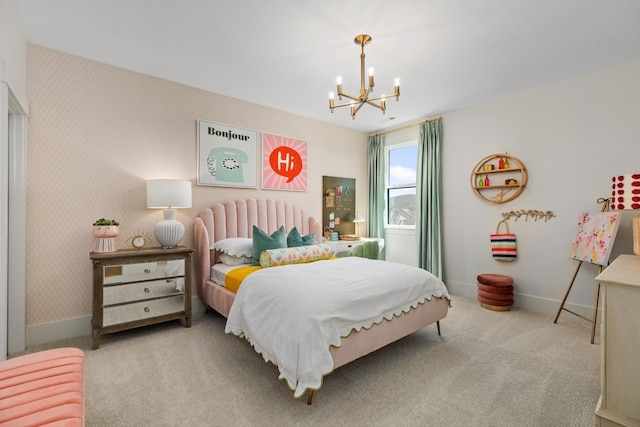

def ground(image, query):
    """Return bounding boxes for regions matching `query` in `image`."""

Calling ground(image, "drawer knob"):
[144,287,150,293]
[144,307,150,313]
[144,268,151,274]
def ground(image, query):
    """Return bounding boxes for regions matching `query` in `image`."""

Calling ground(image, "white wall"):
[442,59,640,316]
[0,0,27,108]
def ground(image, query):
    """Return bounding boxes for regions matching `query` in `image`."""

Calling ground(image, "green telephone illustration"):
[207,147,248,183]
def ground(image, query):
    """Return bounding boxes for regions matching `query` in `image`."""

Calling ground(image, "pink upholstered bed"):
[194,198,450,403]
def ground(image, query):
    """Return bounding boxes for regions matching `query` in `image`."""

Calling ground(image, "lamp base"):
[154,209,185,249]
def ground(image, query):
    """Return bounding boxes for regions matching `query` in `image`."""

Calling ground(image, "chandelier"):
[329,34,400,120]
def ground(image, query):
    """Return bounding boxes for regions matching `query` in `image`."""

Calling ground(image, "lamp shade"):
[147,179,192,248]
[146,179,192,209]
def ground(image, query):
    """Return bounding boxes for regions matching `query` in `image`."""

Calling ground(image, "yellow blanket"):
[224,265,261,293]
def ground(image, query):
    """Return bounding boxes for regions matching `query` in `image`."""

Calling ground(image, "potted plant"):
[92,218,120,237]
[92,218,120,252]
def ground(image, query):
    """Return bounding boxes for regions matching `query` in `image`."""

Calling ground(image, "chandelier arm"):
[331,102,358,109]
[364,100,383,110]
[365,94,392,103]
[331,100,368,110]
[351,101,366,119]
[338,92,362,103]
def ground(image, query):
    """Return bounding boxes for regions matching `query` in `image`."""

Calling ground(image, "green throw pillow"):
[286,227,316,247]
[252,225,287,265]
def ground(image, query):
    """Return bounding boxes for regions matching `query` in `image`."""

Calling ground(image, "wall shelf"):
[470,153,528,204]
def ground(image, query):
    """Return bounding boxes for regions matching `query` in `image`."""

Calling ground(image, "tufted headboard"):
[193,198,322,299]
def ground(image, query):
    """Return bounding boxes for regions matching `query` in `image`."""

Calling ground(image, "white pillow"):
[211,237,253,257]
[218,253,252,266]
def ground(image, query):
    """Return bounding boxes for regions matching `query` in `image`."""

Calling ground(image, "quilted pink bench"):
[0,347,84,426]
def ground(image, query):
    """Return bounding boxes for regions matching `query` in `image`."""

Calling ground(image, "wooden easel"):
[553,198,613,344]
[553,261,603,344]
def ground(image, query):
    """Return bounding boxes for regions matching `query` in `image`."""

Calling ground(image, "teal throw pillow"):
[252,225,287,265]
[287,227,316,247]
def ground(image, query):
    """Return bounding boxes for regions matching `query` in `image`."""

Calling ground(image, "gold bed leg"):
[436,320,441,336]
[307,389,314,405]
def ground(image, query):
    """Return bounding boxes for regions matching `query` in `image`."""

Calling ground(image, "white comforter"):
[224,256,450,398]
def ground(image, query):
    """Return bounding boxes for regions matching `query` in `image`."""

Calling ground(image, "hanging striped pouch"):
[490,220,517,262]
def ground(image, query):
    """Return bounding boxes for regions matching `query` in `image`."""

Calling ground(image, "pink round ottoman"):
[477,273,514,311]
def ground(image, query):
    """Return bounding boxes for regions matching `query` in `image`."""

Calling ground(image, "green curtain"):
[367,134,385,245]
[416,118,443,279]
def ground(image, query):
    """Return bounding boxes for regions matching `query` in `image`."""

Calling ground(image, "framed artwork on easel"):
[568,211,621,266]
[555,210,621,344]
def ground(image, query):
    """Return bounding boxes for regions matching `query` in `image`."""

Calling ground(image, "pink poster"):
[262,133,308,191]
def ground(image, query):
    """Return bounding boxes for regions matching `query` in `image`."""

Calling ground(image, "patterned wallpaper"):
[26,45,367,325]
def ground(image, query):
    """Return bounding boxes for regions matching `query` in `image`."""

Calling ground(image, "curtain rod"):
[370,115,442,137]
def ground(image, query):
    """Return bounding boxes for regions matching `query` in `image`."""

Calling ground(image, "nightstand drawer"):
[103,295,185,327]
[334,241,357,252]
[103,279,182,306]
[323,238,384,257]
[103,260,184,285]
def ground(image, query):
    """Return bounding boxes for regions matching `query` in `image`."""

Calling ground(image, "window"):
[386,143,417,226]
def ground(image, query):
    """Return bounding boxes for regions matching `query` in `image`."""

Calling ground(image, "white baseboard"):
[22,288,598,351]
[23,297,208,351]
[25,315,92,349]
[445,280,600,321]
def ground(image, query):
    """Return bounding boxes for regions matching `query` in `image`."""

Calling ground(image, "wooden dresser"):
[594,254,640,427]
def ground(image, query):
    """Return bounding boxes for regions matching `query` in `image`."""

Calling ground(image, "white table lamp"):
[353,211,366,237]
[147,179,192,248]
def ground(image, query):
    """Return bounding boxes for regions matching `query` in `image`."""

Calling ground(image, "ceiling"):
[12,0,640,133]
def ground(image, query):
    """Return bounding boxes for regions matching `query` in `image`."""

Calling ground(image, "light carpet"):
[20,294,600,426]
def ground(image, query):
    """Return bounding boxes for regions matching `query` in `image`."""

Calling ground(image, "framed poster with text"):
[197,119,258,188]
[262,133,307,191]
